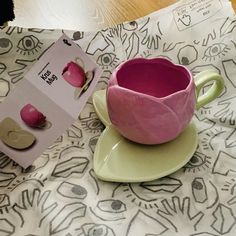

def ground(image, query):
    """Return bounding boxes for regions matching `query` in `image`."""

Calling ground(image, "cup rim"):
[110,57,194,101]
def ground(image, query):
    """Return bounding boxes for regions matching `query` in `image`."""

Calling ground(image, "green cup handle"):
[194,70,224,110]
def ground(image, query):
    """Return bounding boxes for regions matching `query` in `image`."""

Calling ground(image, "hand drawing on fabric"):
[211,204,236,234]
[202,43,230,62]
[225,129,236,148]
[90,199,126,221]
[0,152,12,169]
[9,188,87,235]
[51,146,89,178]
[162,41,185,52]
[0,78,10,98]
[8,59,36,84]
[178,14,191,27]
[183,152,211,173]
[0,38,13,55]
[0,62,6,75]
[125,32,140,59]
[16,35,43,56]
[96,52,119,69]
[140,20,163,50]
[202,30,217,46]
[220,17,236,37]
[212,151,236,176]
[0,218,15,235]
[177,45,198,65]
[126,210,168,236]
[6,172,47,191]
[57,181,87,199]
[76,223,116,236]
[222,59,236,88]
[5,27,23,36]
[11,189,58,234]
[214,96,236,126]
[201,127,226,151]
[156,196,204,233]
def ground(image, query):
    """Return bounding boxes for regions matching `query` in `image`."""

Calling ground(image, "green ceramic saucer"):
[92,90,198,183]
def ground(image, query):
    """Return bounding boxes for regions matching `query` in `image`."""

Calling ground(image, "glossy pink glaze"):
[62,61,86,87]
[107,58,196,145]
[20,104,46,127]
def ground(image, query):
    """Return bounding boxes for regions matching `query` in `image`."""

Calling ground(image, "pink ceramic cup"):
[107,57,224,145]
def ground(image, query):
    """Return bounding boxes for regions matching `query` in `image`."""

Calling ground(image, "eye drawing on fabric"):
[96,53,119,69]
[90,199,126,221]
[201,128,226,151]
[202,43,230,61]
[183,152,211,173]
[76,223,116,236]
[112,177,182,209]
[57,181,88,200]
[16,35,43,55]
[80,112,104,133]
[122,21,138,31]
[0,38,13,55]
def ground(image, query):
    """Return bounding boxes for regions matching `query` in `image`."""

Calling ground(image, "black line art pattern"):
[0,38,13,55]
[79,223,116,236]
[222,59,236,88]
[183,152,211,173]
[126,210,168,236]
[202,43,230,62]
[0,62,6,75]
[90,199,126,221]
[16,35,43,55]
[212,151,236,176]
[225,129,236,148]
[211,204,236,234]
[8,59,36,84]
[220,17,236,37]
[57,181,88,199]
[1,7,236,235]
[202,30,217,46]
[52,146,89,178]
[156,196,204,233]
[0,78,10,98]
[177,45,198,65]
[178,14,191,27]
[214,96,236,126]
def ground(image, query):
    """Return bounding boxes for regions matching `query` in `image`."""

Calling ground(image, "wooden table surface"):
[10,0,236,31]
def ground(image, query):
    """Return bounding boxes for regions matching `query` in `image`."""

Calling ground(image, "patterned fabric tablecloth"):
[0,0,236,235]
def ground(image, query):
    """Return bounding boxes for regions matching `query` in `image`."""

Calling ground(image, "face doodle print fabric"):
[0,0,236,235]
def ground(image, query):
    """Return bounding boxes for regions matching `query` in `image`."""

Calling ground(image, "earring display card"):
[0,34,102,168]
